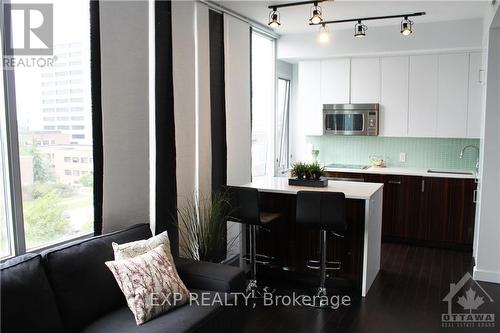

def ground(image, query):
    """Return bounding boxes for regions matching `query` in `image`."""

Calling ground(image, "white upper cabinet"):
[467,52,484,138]
[436,53,469,138]
[379,56,409,137]
[295,52,479,139]
[320,59,350,105]
[408,55,438,137]
[350,57,380,103]
[297,61,322,135]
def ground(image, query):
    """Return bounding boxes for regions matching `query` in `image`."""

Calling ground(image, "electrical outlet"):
[399,152,407,163]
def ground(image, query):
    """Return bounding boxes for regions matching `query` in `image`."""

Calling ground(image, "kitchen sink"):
[427,169,474,175]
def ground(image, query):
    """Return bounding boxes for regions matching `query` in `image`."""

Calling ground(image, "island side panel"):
[249,192,366,293]
[362,187,384,296]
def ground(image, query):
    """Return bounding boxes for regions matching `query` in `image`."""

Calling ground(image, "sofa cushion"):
[174,257,246,293]
[0,253,65,333]
[81,290,242,333]
[105,244,190,325]
[112,231,174,264]
[42,223,152,332]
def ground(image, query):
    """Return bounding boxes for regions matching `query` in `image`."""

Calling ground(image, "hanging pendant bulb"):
[268,7,281,28]
[354,21,367,38]
[400,17,413,36]
[309,2,323,25]
[318,24,330,44]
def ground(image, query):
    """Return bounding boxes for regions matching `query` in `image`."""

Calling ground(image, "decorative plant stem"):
[177,191,239,263]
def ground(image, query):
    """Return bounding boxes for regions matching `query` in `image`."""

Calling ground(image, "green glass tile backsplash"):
[306,136,480,170]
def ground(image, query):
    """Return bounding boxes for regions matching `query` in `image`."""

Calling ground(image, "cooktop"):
[325,163,370,170]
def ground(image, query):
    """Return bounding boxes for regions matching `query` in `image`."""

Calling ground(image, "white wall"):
[100,1,150,233]
[278,19,483,61]
[474,5,500,284]
[277,60,293,80]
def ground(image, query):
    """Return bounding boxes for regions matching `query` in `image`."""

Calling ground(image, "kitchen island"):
[239,177,383,297]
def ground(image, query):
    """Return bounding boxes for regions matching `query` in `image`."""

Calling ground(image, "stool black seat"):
[296,191,347,307]
[227,186,280,295]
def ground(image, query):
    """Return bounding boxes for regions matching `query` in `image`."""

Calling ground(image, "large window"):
[251,31,275,179]
[2,0,94,257]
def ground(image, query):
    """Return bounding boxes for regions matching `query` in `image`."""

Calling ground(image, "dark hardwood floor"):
[241,243,500,333]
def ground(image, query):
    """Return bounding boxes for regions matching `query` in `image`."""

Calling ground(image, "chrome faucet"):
[459,145,480,173]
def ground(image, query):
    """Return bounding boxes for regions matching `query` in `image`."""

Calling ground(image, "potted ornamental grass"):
[289,162,328,187]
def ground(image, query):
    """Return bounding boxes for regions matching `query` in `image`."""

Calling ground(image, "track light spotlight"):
[309,2,323,24]
[354,21,367,37]
[268,7,281,28]
[400,16,413,36]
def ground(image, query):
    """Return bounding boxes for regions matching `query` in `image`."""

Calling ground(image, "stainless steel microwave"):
[323,104,379,136]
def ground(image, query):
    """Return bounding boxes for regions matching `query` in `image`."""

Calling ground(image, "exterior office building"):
[40,42,92,145]
[38,145,93,185]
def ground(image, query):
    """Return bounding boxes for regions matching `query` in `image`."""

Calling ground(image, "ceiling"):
[218,0,490,35]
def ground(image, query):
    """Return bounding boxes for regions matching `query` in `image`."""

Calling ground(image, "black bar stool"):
[296,191,347,307]
[227,186,280,295]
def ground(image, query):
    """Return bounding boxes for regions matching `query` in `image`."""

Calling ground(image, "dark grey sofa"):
[0,223,245,333]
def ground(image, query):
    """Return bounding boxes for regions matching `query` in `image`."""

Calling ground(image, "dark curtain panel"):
[90,0,103,236]
[155,0,178,256]
[209,10,227,260]
[209,10,227,194]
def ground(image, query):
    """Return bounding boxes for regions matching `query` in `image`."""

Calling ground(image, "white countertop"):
[324,166,477,179]
[241,176,383,200]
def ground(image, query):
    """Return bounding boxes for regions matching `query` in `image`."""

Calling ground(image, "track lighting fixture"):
[268,7,281,28]
[354,21,367,38]
[309,12,425,41]
[400,16,413,36]
[318,24,330,44]
[309,2,323,24]
[264,2,424,41]
[267,1,326,28]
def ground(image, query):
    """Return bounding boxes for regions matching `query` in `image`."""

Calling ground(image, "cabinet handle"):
[328,177,364,182]
[479,69,485,84]
[473,190,478,203]
[388,180,401,185]
[421,179,425,192]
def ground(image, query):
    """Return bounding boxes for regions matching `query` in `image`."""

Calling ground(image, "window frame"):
[276,77,291,175]
[1,0,95,260]
[2,1,27,256]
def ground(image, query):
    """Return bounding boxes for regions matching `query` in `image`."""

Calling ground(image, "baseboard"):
[473,267,500,284]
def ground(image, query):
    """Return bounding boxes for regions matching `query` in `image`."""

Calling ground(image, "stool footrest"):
[242,254,274,266]
[306,260,341,271]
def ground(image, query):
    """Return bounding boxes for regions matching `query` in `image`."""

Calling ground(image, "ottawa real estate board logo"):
[442,272,495,328]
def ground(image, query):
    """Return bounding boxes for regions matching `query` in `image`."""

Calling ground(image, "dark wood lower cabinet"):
[419,177,476,248]
[325,171,476,250]
[364,174,422,242]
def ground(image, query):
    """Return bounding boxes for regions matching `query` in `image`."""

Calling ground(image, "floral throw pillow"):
[112,231,174,264]
[105,244,190,325]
